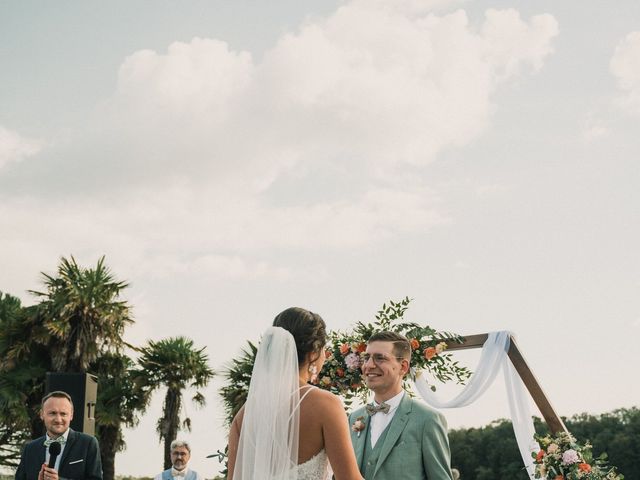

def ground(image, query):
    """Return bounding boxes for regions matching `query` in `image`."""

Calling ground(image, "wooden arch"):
[445,333,568,435]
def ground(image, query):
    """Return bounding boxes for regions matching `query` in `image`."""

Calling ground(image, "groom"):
[348,331,454,480]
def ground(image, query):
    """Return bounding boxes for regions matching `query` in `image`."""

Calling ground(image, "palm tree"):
[136,337,214,469]
[1,258,139,473]
[30,255,132,372]
[0,292,49,465]
[91,353,149,480]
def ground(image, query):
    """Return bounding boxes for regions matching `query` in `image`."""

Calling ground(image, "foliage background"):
[448,408,639,479]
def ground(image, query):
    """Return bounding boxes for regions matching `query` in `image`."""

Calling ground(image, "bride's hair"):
[272,307,327,365]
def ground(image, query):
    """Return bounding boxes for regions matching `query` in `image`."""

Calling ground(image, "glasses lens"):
[361,353,389,364]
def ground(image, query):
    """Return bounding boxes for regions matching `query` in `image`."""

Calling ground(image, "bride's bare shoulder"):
[302,387,344,409]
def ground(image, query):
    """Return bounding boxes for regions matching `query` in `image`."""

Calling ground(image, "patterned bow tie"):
[44,437,66,447]
[366,402,391,415]
[171,468,187,477]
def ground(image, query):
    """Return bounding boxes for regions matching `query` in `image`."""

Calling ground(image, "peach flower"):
[424,347,437,360]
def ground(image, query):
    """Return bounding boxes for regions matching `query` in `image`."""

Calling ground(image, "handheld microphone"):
[47,442,61,469]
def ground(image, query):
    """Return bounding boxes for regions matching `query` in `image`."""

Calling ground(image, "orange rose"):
[554,476,564,480]
[578,463,591,473]
[424,347,437,360]
[336,368,345,377]
[340,344,350,355]
[356,342,367,353]
[535,449,545,462]
[325,349,333,359]
[410,339,420,350]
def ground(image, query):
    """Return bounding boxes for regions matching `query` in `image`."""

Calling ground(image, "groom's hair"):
[368,331,411,361]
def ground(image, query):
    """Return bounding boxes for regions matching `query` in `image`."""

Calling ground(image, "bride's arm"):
[321,395,364,480]
[227,406,245,480]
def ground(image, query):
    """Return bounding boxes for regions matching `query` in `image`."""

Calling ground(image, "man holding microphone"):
[15,391,102,480]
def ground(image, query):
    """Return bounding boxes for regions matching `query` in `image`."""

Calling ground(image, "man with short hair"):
[348,331,454,480]
[154,440,202,480]
[15,391,102,480]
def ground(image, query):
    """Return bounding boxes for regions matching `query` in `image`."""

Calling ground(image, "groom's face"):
[362,341,405,398]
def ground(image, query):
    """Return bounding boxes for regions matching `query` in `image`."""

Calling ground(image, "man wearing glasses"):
[348,331,453,480]
[154,440,202,480]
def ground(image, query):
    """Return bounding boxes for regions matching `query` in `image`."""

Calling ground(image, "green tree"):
[564,408,639,479]
[91,353,149,480]
[0,257,141,480]
[30,255,132,372]
[0,292,49,463]
[136,337,214,470]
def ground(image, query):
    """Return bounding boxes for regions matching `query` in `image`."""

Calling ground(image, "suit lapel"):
[351,411,370,470]
[58,429,76,470]
[37,437,47,466]
[373,394,412,478]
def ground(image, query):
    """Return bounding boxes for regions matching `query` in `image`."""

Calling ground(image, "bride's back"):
[227,308,362,480]
[297,385,335,463]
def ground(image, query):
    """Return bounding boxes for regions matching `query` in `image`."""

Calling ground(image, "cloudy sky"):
[1,0,639,476]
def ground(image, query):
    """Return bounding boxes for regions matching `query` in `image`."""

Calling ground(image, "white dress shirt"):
[44,429,70,471]
[369,390,405,448]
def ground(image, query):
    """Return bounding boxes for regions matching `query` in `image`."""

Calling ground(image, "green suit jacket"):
[348,394,453,480]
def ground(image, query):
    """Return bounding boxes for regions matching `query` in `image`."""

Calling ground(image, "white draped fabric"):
[412,331,539,478]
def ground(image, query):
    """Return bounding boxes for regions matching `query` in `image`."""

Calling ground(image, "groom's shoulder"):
[406,396,447,423]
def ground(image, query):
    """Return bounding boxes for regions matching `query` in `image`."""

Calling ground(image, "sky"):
[1,0,639,476]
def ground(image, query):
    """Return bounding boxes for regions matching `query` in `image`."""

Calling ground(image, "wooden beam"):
[445,333,568,435]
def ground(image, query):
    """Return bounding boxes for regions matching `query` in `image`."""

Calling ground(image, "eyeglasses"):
[360,353,405,365]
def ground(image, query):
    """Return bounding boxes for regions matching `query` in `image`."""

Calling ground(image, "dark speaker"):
[45,373,98,435]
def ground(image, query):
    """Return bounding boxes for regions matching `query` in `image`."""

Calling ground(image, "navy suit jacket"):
[15,429,102,480]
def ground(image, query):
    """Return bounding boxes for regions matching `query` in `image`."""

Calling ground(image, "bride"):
[227,307,363,480]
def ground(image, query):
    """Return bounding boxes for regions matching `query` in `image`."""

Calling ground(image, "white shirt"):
[44,429,70,471]
[369,390,405,448]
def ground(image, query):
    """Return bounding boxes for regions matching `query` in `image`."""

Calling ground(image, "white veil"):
[233,326,301,480]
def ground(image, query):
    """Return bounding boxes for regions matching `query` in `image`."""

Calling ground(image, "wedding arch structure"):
[444,332,567,435]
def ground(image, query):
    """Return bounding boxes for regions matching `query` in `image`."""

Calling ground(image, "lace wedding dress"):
[296,450,330,480]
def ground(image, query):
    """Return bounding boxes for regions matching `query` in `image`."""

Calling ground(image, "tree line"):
[448,407,640,479]
[0,256,214,480]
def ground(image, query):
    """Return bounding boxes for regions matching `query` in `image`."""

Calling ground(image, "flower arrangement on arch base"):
[533,431,624,480]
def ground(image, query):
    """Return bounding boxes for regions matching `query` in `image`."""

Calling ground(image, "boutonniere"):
[351,416,366,437]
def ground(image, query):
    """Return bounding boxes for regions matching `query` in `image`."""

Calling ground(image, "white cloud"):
[610,31,640,114]
[582,112,611,142]
[1,0,559,278]
[0,126,42,169]
[94,1,558,184]
[481,9,558,82]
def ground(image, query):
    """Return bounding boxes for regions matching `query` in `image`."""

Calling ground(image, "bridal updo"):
[272,307,327,365]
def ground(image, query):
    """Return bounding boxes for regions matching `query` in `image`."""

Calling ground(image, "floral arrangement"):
[533,431,624,479]
[316,297,471,405]
[220,297,471,424]
[351,416,366,437]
